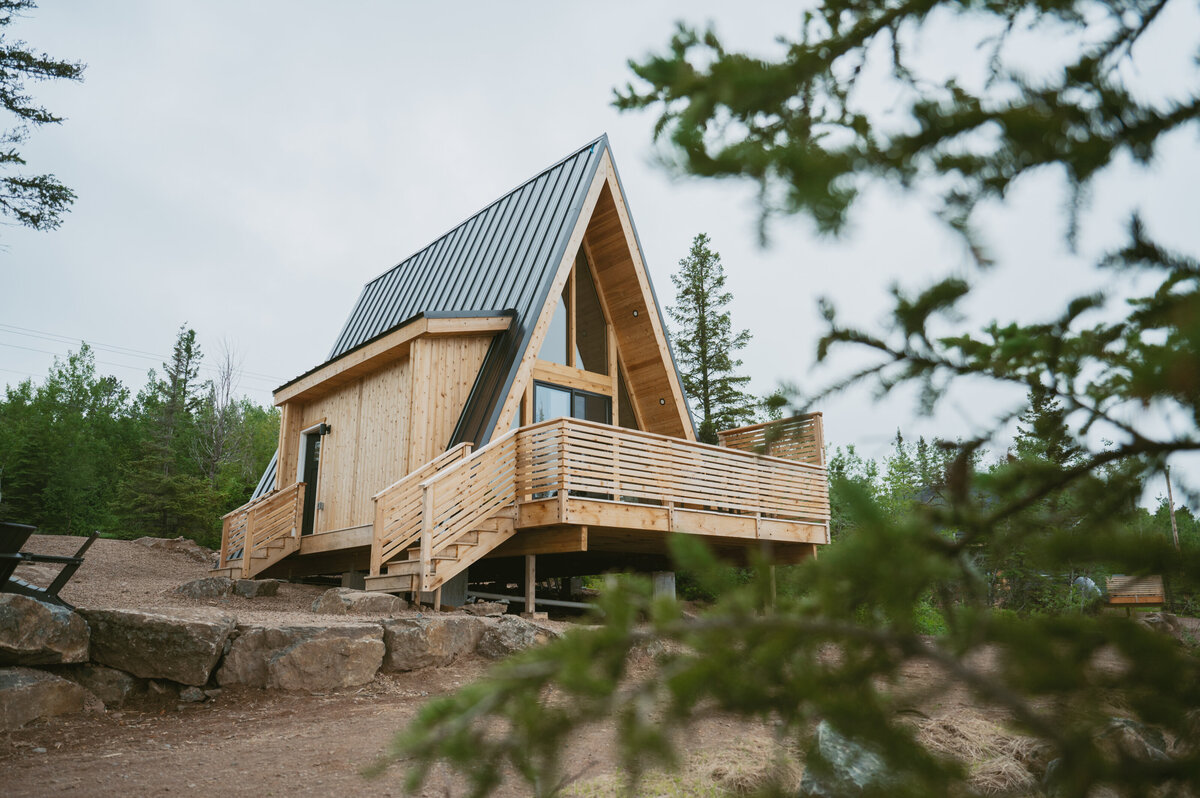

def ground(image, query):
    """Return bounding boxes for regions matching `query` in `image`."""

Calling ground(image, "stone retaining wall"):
[0,589,560,730]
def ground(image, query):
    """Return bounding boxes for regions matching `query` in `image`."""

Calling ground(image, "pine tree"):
[0,1,85,232]
[117,326,218,542]
[667,233,756,443]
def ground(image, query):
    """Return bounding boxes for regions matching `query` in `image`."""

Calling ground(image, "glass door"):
[300,432,321,536]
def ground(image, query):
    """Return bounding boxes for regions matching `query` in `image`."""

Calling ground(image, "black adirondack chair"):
[0,522,98,609]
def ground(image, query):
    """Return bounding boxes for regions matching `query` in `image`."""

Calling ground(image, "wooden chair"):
[1105,574,1165,616]
[0,522,98,610]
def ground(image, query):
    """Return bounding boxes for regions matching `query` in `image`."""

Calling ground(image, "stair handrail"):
[371,442,474,575]
[220,481,305,574]
[414,424,529,591]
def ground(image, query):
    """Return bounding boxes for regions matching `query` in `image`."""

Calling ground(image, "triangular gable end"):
[486,144,695,443]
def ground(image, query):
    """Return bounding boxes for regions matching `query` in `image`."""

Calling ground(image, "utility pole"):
[1166,466,1180,552]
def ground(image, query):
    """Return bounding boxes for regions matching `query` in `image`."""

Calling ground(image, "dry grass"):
[914,713,1042,795]
[562,743,802,797]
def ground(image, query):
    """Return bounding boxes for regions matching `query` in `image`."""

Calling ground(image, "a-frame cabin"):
[212,136,830,608]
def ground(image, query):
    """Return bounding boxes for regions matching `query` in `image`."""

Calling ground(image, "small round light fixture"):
[659,398,666,405]
[632,309,639,317]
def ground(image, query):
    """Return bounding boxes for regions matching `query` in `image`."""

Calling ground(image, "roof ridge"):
[361,134,608,289]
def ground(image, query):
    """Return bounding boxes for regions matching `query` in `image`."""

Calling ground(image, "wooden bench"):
[1105,575,1165,614]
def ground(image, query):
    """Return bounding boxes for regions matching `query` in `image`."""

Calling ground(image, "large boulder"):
[382,616,484,672]
[461,601,507,617]
[0,667,99,730]
[0,594,89,666]
[79,608,236,687]
[133,536,214,564]
[51,664,144,708]
[217,623,385,692]
[174,576,234,599]
[234,579,279,598]
[311,587,407,616]
[477,616,559,660]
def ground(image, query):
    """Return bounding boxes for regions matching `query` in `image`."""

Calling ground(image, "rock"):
[217,623,385,692]
[204,688,223,700]
[799,721,892,796]
[0,667,100,730]
[174,576,234,599]
[234,579,279,598]
[79,608,236,687]
[51,664,143,708]
[382,616,484,671]
[461,601,507,617]
[133,536,214,564]
[179,686,206,703]
[0,594,89,666]
[311,587,407,616]
[1139,612,1188,645]
[477,616,559,660]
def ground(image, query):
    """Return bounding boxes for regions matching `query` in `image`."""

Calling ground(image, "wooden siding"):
[408,335,493,466]
[272,332,492,535]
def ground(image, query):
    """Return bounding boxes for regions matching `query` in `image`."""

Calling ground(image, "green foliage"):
[383,1,1200,795]
[0,327,278,546]
[667,233,757,443]
[0,1,84,231]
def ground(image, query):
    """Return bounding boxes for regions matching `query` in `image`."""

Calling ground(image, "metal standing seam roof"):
[251,136,607,499]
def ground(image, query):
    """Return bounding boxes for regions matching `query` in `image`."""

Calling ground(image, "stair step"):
[385,560,423,577]
[364,573,415,592]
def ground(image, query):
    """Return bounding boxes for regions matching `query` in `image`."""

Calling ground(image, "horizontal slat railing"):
[537,418,830,523]
[219,481,305,574]
[372,442,473,575]
[367,416,829,592]
[717,414,825,467]
[421,430,520,572]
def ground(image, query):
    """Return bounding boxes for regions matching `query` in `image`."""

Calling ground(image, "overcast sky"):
[2,2,1196,501]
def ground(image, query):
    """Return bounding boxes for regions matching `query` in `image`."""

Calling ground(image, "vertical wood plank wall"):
[272,334,491,535]
[408,335,494,468]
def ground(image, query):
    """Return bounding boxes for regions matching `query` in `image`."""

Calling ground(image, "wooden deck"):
[216,417,831,591]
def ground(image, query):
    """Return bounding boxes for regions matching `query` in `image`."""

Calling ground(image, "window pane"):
[572,391,610,424]
[533,384,571,423]
[538,287,569,365]
[574,254,608,374]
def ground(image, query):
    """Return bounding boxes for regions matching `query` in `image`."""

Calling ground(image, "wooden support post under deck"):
[521,554,544,619]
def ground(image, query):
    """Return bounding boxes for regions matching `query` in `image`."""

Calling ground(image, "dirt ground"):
[5,534,1170,796]
[5,535,790,797]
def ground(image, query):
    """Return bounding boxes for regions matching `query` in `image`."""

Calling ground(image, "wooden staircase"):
[209,482,305,580]
[364,514,517,593]
[366,429,520,595]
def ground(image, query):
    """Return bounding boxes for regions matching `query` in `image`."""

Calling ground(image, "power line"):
[0,342,276,401]
[0,322,288,383]
[0,334,285,388]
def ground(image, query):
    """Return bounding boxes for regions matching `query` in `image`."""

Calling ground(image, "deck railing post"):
[558,420,569,522]
[419,483,434,594]
[371,496,384,577]
[219,515,231,569]
[242,508,256,579]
